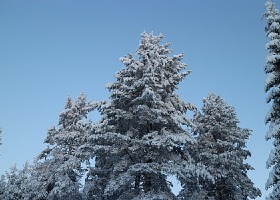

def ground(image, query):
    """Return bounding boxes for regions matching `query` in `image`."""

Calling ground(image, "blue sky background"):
[0,0,270,198]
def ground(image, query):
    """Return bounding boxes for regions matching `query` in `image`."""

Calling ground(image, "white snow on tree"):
[83,32,211,200]
[185,93,261,200]
[0,175,5,199]
[0,31,264,199]
[35,93,97,199]
[0,163,38,200]
[264,1,280,199]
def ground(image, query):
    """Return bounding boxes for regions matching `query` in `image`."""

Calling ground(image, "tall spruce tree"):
[264,1,280,199]
[36,93,96,199]
[190,94,260,200]
[87,32,210,199]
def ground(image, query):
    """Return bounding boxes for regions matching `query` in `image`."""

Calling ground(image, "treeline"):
[0,32,260,200]
[1,1,280,199]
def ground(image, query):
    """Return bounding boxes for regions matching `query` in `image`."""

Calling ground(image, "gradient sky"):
[0,0,270,199]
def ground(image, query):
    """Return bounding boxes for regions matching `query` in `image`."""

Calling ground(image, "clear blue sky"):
[0,0,269,199]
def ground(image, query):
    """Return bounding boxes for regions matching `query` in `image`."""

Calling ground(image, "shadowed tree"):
[264,1,280,199]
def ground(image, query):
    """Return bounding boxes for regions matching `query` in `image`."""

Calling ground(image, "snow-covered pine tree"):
[0,175,5,199]
[2,165,24,200]
[0,163,36,200]
[36,93,96,199]
[88,32,209,200]
[189,93,260,200]
[264,1,280,199]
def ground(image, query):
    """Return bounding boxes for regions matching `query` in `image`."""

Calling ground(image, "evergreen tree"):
[264,1,280,199]
[2,164,24,200]
[36,93,96,199]
[87,32,209,199]
[0,163,36,200]
[0,174,5,199]
[189,94,260,199]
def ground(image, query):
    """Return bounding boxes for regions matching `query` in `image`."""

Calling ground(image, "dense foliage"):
[184,94,260,199]
[264,1,280,199]
[0,33,260,199]
[84,32,206,200]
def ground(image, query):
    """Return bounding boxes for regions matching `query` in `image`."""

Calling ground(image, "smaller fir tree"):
[0,163,36,200]
[189,93,260,200]
[0,174,5,199]
[36,93,96,199]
